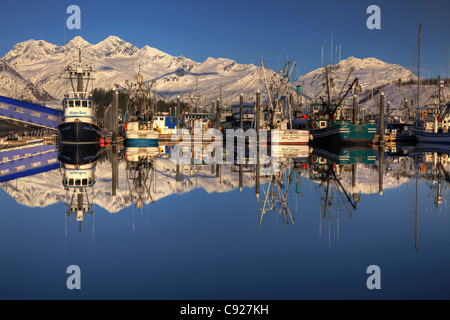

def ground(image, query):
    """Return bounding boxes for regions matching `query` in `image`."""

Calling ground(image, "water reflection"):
[1,138,450,299]
[1,140,449,228]
[58,142,104,231]
[124,145,158,210]
[1,140,449,226]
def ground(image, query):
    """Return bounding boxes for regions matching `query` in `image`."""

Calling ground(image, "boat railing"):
[64,92,91,99]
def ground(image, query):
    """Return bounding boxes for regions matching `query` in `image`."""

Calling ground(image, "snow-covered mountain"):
[2,36,269,107]
[0,59,55,102]
[2,36,422,110]
[293,57,419,113]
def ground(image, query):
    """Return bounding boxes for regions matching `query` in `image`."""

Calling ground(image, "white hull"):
[125,146,160,163]
[271,144,309,161]
[125,131,160,140]
[271,129,310,145]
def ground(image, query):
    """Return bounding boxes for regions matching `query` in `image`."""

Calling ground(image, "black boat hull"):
[58,122,102,143]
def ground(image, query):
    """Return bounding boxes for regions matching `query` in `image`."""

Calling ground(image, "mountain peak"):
[93,36,138,57]
[65,36,91,49]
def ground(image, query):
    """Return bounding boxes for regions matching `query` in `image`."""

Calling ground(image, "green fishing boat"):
[306,66,377,146]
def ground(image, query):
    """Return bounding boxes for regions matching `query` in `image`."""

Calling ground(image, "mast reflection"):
[58,142,103,233]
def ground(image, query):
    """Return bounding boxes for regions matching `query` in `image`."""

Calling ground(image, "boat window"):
[75,101,81,107]
[88,101,92,108]
[69,100,74,108]
[82,179,88,186]
[69,179,74,186]
[88,178,92,184]
[75,179,81,186]
[82,101,87,108]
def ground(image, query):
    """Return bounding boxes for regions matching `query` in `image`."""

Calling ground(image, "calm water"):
[0,141,449,300]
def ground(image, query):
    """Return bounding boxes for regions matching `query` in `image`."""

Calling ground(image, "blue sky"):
[1,0,450,78]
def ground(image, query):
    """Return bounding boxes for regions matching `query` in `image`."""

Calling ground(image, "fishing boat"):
[58,142,102,224]
[260,60,310,145]
[410,79,450,143]
[181,112,213,132]
[152,113,178,135]
[305,66,377,146]
[58,50,102,143]
[123,72,160,147]
[409,25,450,144]
[384,122,416,142]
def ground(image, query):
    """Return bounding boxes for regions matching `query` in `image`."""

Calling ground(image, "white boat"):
[271,144,309,162]
[58,50,102,143]
[124,146,160,163]
[124,119,160,146]
[152,113,178,135]
[123,72,160,146]
[271,128,310,145]
[410,101,450,144]
[410,27,450,144]
[260,60,311,146]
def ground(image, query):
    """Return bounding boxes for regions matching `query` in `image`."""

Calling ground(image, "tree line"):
[91,88,189,119]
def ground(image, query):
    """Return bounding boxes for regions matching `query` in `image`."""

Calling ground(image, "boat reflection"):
[411,142,450,210]
[124,145,160,211]
[1,137,449,248]
[58,142,104,232]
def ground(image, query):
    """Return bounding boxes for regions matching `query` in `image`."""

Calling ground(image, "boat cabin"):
[62,93,96,124]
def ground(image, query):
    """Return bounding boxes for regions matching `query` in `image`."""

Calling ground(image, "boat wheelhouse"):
[153,113,178,135]
[58,50,102,143]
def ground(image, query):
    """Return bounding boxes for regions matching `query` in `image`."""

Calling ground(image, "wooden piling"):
[379,91,385,143]
[240,93,244,130]
[177,95,180,130]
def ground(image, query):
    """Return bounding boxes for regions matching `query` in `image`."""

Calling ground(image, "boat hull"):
[124,138,159,147]
[310,145,377,165]
[58,142,102,165]
[271,144,309,162]
[58,122,102,143]
[311,123,377,146]
[410,127,450,144]
[271,129,310,145]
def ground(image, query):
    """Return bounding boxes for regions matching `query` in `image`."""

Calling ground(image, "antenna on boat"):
[330,33,333,67]
[321,43,324,68]
[417,24,422,109]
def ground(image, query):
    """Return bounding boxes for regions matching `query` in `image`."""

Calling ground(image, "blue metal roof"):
[0,144,59,182]
[0,95,62,117]
[0,95,63,129]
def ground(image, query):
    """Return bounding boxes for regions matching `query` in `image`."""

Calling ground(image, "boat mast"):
[77,50,83,93]
[417,24,422,110]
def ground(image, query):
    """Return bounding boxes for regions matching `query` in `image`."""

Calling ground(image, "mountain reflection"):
[0,141,449,232]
